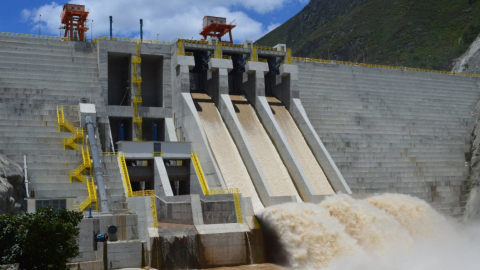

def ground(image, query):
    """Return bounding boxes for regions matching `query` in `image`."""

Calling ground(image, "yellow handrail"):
[292,57,480,78]
[150,196,158,228]
[177,39,184,56]
[191,153,210,195]
[118,153,133,197]
[209,188,243,224]
[1,32,71,41]
[56,106,75,133]
[74,178,98,211]
[92,35,170,45]
[63,128,84,150]
[70,146,92,183]
[215,42,222,59]
[132,43,143,141]
[286,48,292,65]
[131,190,158,228]
[251,46,258,62]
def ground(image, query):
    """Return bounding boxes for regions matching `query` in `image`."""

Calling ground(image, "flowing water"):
[267,96,334,196]
[257,193,480,270]
[231,95,301,200]
[193,93,264,212]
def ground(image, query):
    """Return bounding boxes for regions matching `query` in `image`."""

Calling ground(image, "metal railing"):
[209,188,243,224]
[131,190,158,228]
[191,152,210,195]
[150,195,158,228]
[251,46,258,62]
[219,42,245,49]
[70,146,92,183]
[132,43,143,141]
[292,57,480,78]
[63,128,84,150]
[286,48,292,65]
[118,153,133,197]
[74,178,98,211]
[92,35,170,45]
[1,32,72,41]
[256,45,278,52]
[56,106,75,133]
[191,154,243,224]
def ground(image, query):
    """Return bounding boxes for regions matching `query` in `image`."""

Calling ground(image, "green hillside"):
[256,0,480,70]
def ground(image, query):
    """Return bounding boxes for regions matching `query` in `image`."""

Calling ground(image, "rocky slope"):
[0,154,24,215]
[257,0,480,71]
[452,36,480,74]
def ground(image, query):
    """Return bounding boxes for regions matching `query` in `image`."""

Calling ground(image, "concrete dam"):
[1,29,480,269]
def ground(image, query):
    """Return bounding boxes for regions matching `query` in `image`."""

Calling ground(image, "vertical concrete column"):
[276,64,300,110]
[154,157,174,197]
[207,58,233,111]
[163,57,173,109]
[171,53,226,190]
[242,61,269,107]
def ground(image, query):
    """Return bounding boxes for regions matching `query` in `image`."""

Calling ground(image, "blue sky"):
[0,0,308,43]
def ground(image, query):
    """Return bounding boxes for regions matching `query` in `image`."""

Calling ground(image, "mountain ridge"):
[256,0,480,71]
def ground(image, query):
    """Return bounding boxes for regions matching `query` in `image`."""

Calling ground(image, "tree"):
[0,207,83,270]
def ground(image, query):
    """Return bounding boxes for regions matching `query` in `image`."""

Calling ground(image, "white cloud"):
[21,0,301,43]
[267,22,281,33]
[20,9,31,23]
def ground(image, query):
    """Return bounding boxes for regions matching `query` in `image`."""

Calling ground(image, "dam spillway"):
[231,94,302,201]
[193,92,264,212]
[268,96,334,196]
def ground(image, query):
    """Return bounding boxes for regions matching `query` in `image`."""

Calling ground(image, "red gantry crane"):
[200,16,236,43]
[60,4,89,41]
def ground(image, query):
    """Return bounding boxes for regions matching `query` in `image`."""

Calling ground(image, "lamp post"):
[91,20,93,40]
[39,14,41,35]
[157,34,159,41]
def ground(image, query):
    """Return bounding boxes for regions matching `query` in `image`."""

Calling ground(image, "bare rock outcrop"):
[0,154,24,215]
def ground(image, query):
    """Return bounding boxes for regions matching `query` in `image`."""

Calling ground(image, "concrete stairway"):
[101,154,128,211]
[298,62,480,216]
[0,36,113,207]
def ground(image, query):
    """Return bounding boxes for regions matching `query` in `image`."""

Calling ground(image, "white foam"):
[258,193,480,270]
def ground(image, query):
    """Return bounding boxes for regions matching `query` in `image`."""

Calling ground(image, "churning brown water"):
[258,194,480,270]
[209,263,288,269]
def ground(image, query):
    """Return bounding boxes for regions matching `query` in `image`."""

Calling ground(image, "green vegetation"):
[257,0,480,70]
[0,207,83,270]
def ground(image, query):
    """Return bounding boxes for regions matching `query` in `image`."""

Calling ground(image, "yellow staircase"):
[74,178,98,211]
[57,105,97,211]
[56,105,75,132]
[118,153,133,197]
[70,146,92,183]
[63,128,84,150]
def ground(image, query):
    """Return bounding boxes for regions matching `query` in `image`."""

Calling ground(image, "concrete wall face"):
[297,61,480,215]
[98,40,173,148]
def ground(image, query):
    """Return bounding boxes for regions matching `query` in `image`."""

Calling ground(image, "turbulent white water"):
[258,194,480,270]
